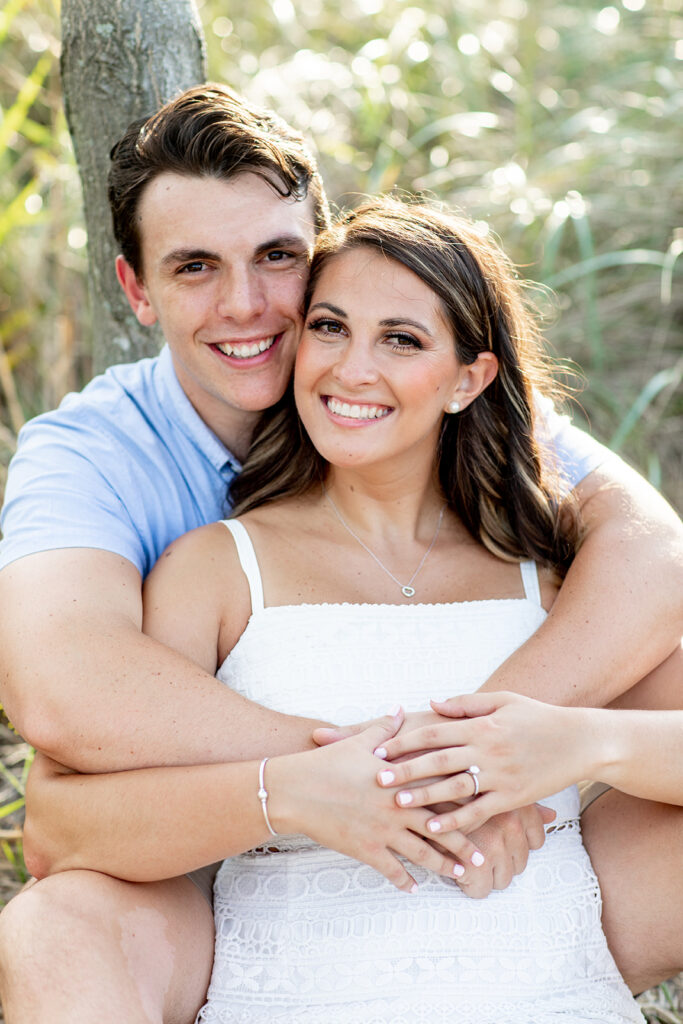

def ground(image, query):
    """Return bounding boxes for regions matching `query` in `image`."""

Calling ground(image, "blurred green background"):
[1,0,681,513]
[0,3,681,1017]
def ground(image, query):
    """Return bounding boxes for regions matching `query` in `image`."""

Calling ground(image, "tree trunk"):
[61,0,207,371]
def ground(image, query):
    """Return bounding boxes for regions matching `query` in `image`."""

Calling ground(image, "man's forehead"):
[138,170,317,255]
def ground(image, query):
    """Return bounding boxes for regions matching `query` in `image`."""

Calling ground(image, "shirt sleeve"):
[534,392,611,492]
[0,413,146,575]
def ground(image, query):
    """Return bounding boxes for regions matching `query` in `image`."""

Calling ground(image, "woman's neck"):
[322,466,447,543]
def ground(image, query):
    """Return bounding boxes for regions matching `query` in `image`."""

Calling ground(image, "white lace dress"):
[195,520,642,1024]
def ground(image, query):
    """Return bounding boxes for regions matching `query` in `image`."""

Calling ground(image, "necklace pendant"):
[401,585,416,598]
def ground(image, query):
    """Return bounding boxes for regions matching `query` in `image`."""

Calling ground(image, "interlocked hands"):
[312,697,557,898]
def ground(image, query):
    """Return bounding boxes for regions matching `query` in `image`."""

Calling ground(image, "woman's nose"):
[331,341,380,387]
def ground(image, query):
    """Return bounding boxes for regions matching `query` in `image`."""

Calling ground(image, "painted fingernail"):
[471,851,485,867]
[409,883,418,894]
[428,820,441,833]
[379,770,395,785]
[397,791,413,806]
[388,704,402,717]
[452,864,465,878]
[373,746,387,759]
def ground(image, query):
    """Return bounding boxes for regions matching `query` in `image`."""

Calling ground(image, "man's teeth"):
[216,337,276,358]
[327,397,391,420]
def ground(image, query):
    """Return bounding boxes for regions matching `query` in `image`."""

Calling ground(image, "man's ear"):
[444,352,499,413]
[115,255,158,327]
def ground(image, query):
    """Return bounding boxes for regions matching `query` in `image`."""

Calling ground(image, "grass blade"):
[609,364,682,452]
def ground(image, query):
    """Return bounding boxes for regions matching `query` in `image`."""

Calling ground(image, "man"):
[0,84,680,1023]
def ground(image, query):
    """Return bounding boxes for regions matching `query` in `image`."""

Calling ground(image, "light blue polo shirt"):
[0,346,240,579]
[0,348,609,579]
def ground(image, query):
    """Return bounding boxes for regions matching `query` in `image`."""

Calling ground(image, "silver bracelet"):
[257,757,278,837]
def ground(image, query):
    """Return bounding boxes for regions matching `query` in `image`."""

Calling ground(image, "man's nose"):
[217,269,266,322]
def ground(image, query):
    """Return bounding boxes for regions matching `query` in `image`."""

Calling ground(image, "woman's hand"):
[268,709,486,893]
[373,692,592,834]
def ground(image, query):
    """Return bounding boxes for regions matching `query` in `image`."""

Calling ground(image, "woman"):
[25,198,644,1022]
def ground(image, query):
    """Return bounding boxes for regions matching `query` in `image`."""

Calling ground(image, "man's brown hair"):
[108,83,330,276]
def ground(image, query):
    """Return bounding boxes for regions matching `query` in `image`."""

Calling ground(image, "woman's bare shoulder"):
[237,495,321,540]
[143,522,252,670]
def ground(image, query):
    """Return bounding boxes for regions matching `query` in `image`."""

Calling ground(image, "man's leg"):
[582,792,683,994]
[0,871,214,1024]
[583,642,683,993]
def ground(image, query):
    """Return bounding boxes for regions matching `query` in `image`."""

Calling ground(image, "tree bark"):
[61,0,207,371]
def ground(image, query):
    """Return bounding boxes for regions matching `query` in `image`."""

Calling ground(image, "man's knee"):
[0,870,214,1024]
[0,871,122,976]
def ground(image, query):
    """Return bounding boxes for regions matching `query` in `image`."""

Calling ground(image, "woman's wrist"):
[260,751,308,835]
[573,706,627,785]
[554,705,608,785]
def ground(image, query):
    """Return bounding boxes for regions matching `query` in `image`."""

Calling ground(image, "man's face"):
[117,171,316,454]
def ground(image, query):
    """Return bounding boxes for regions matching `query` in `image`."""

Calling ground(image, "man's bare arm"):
[316,459,683,749]
[23,709,480,894]
[0,548,324,772]
[479,458,683,706]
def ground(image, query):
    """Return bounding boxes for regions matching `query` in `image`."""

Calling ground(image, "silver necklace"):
[323,488,446,599]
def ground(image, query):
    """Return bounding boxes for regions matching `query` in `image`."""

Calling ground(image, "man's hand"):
[443,806,552,898]
[312,707,445,748]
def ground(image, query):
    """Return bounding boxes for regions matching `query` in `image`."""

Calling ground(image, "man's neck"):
[169,355,261,461]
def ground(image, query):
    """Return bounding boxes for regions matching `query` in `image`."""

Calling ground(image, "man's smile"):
[211,333,282,362]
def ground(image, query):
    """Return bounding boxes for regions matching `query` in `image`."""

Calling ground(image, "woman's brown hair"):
[231,196,581,575]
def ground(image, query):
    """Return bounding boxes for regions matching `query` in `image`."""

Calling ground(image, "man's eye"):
[178,261,207,274]
[265,250,293,263]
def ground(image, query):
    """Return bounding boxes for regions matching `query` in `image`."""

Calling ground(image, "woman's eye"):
[388,333,421,352]
[307,317,344,336]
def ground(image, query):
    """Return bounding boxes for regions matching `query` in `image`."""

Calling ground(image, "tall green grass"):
[0,0,680,512]
[0,5,681,1015]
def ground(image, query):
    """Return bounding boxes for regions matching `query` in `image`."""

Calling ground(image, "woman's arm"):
[372,645,683,834]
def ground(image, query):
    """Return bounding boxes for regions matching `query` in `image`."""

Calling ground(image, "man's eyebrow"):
[254,234,312,256]
[308,301,347,317]
[160,248,219,269]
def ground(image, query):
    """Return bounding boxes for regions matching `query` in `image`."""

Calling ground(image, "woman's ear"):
[115,255,158,327]
[444,352,499,413]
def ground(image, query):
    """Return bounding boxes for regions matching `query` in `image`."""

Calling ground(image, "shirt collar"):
[155,345,242,478]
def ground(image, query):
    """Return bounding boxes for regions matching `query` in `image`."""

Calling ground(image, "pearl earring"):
[446,400,461,414]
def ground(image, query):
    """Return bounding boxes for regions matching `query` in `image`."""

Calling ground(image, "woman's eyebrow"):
[308,301,347,317]
[380,317,434,337]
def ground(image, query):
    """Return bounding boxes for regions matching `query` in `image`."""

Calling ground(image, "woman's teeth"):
[216,336,276,358]
[326,397,391,420]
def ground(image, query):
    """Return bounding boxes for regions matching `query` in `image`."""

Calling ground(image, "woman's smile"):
[295,247,463,469]
[323,395,394,424]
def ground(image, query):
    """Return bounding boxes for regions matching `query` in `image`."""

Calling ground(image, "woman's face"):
[294,247,465,474]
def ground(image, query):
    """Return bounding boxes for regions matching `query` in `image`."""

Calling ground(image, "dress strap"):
[220,519,265,614]
[519,560,542,606]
